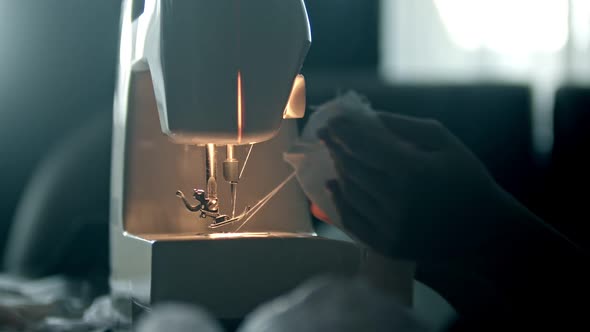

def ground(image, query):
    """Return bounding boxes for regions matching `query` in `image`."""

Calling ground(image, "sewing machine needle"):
[224,144,239,219]
[230,183,237,218]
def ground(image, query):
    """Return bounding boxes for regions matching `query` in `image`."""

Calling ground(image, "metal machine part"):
[131,0,310,144]
[176,189,230,224]
[205,144,219,212]
[176,144,230,226]
[224,144,239,218]
[176,143,244,226]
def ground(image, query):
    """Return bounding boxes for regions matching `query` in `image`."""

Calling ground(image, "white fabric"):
[239,276,429,332]
[284,91,374,229]
[136,303,222,332]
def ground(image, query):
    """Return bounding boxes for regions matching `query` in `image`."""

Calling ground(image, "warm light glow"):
[136,232,309,241]
[434,0,569,54]
[237,71,243,143]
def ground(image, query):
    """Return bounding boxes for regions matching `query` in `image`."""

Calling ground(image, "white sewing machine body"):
[110,0,360,320]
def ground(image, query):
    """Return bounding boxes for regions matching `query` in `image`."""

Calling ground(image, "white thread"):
[239,143,255,180]
[235,172,296,231]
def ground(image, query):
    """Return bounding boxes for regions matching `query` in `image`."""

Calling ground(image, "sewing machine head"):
[148,1,309,146]
[126,0,310,229]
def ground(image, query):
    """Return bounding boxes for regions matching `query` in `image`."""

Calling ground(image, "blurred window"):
[380,0,590,154]
[434,0,568,53]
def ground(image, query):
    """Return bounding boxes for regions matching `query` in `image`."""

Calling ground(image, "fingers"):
[376,112,448,150]
[326,180,383,249]
[323,133,396,201]
[335,172,390,228]
[318,112,413,172]
[327,180,395,257]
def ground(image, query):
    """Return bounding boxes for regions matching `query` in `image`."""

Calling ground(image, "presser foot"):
[207,206,252,229]
[176,189,251,228]
[207,216,240,229]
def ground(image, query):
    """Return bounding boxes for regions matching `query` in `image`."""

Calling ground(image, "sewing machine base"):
[110,232,360,320]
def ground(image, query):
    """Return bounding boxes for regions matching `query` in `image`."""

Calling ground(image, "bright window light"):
[571,0,590,51]
[433,0,569,54]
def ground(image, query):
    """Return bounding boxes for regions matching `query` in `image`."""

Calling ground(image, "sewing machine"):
[109,0,361,321]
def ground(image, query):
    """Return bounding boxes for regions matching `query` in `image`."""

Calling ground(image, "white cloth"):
[284,91,375,228]
[239,276,429,332]
[135,303,222,332]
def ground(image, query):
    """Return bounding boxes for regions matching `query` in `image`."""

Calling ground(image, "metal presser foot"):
[175,144,255,229]
[176,189,229,224]
[176,189,250,228]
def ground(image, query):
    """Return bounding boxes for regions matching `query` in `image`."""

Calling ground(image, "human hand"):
[318,111,509,262]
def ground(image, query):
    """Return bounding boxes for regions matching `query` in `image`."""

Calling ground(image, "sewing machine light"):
[284,75,307,119]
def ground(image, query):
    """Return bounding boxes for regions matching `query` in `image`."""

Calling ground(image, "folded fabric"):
[284,91,375,230]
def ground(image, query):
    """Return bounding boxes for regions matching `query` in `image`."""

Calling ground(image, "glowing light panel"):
[434,0,569,54]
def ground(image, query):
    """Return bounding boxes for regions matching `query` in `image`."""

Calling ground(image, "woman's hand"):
[317,108,588,328]
[318,111,508,261]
